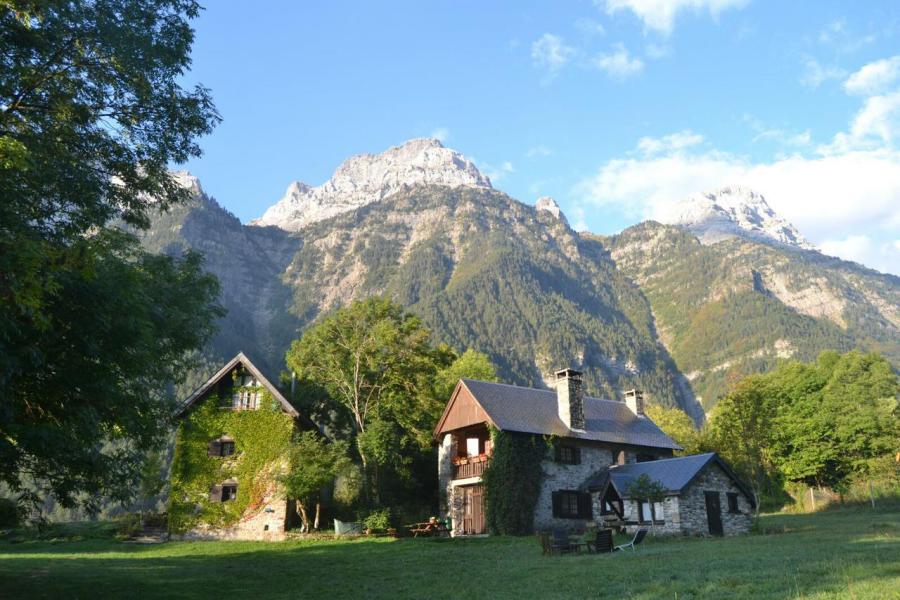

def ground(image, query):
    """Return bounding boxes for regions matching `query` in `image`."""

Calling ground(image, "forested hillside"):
[603,222,900,409]
[140,183,699,415]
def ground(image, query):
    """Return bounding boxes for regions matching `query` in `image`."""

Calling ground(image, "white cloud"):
[430,127,450,142]
[844,56,900,96]
[743,115,811,148]
[603,0,749,36]
[531,34,576,75]
[576,138,900,274]
[799,57,846,88]
[636,129,704,155]
[593,43,644,78]
[818,20,845,45]
[645,42,671,59]
[526,145,553,158]
[818,235,900,275]
[825,91,900,152]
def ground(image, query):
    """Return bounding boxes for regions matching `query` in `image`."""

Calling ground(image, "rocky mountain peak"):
[660,185,814,250]
[250,138,492,231]
[535,196,567,222]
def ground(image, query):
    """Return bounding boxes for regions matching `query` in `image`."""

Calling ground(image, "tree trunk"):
[809,487,816,512]
[868,480,876,509]
[314,502,321,531]
[297,501,310,533]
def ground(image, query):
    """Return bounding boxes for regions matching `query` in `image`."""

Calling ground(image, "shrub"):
[363,508,392,531]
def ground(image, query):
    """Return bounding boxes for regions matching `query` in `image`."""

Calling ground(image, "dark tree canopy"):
[0,1,221,511]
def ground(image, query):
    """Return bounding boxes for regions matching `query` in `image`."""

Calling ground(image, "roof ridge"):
[463,377,626,405]
[610,452,716,470]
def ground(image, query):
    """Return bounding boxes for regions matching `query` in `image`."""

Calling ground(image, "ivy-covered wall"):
[482,428,547,535]
[168,390,294,534]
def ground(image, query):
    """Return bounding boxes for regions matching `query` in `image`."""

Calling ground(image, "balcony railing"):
[452,455,490,479]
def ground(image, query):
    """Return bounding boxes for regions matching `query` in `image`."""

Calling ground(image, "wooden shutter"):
[551,491,562,518]
[578,492,593,519]
[209,484,223,502]
[207,440,221,457]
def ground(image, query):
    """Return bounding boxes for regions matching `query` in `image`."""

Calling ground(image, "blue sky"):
[181,1,900,274]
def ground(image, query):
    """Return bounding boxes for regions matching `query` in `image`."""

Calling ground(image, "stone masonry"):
[676,463,753,536]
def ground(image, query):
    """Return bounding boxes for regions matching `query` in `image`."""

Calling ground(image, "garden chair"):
[551,529,580,554]
[590,528,614,554]
[615,528,648,552]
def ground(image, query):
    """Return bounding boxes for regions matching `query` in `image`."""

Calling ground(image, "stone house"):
[433,368,754,537]
[586,453,756,536]
[168,352,318,541]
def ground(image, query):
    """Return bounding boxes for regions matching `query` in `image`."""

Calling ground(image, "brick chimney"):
[624,389,644,416]
[555,368,585,430]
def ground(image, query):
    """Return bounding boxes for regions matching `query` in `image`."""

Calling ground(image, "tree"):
[626,473,667,530]
[286,298,448,506]
[280,432,351,532]
[770,351,898,496]
[644,404,704,455]
[706,375,780,512]
[434,347,498,401]
[0,1,221,511]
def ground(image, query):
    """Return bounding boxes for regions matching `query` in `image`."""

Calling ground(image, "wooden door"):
[704,491,723,536]
[462,485,485,534]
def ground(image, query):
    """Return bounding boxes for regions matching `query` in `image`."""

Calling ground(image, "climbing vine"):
[481,427,548,535]
[168,389,294,534]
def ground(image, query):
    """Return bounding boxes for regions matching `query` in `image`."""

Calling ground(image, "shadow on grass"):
[1,509,898,600]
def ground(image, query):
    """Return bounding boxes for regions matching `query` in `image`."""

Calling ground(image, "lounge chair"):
[615,528,648,552]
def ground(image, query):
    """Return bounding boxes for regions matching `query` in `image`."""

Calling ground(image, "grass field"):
[1,508,898,599]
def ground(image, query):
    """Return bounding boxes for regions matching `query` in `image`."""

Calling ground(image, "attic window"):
[232,372,260,410]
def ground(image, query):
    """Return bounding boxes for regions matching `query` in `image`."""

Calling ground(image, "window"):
[637,499,665,522]
[555,445,580,465]
[221,484,238,502]
[209,482,238,503]
[636,454,657,463]
[727,492,739,513]
[466,437,481,457]
[232,373,260,410]
[208,437,236,457]
[552,490,592,519]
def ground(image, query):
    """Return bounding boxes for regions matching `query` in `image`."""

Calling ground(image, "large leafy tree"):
[770,351,898,493]
[280,431,351,532]
[287,298,498,508]
[0,1,221,511]
[644,404,704,456]
[286,298,446,505]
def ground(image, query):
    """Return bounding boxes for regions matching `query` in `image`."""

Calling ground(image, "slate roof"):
[585,452,756,506]
[458,379,681,450]
[173,352,308,424]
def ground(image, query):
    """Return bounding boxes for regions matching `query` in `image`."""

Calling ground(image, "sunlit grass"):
[0,509,897,599]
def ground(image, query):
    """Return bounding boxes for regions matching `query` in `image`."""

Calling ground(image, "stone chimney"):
[624,389,644,416]
[555,368,585,430]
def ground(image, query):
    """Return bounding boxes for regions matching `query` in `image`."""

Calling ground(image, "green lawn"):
[1,509,898,599]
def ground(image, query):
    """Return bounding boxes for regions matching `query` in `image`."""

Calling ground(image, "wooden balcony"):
[452,455,490,479]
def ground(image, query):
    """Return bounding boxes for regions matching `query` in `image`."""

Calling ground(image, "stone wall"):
[174,494,289,541]
[534,441,662,532]
[618,496,682,535]
[676,463,753,536]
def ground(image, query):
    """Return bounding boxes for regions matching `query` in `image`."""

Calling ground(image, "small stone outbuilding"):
[587,453,755,536]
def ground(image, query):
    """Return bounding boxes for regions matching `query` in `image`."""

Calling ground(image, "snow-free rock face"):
[660,186,814,250]
[535,196,567,222]
[250,138,492,231]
